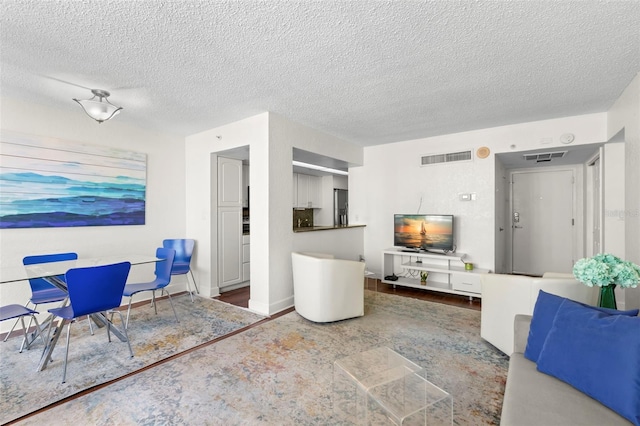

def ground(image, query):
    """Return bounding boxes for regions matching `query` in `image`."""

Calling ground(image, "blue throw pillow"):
[536,299,640,425]
[524,290,639,362]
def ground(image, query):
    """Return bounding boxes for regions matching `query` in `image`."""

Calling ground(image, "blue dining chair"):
[0,304,45,352]
[3,252,89,344]
[23,252,78,304]
[46,261,132,383]
[162,239,199,302]
[123,247,178,328]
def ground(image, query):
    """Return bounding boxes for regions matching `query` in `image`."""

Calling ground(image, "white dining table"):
[0,254,161,371]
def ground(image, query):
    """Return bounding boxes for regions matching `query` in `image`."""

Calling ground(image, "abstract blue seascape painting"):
[0,131,146,229]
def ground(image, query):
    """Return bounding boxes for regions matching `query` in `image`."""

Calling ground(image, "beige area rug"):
[0,294,266,424]
[14,290,508,425]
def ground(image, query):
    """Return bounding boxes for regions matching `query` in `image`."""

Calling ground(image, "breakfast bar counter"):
[292,223,365,261]
[293,224,366,233]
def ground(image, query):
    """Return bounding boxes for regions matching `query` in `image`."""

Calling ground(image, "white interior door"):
[511,169,574,275]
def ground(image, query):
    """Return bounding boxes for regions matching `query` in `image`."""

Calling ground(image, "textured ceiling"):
[1,1,639,146]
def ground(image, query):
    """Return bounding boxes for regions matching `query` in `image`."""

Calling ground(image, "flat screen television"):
[394,214,454,253]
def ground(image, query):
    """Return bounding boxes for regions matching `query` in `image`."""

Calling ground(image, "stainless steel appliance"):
[242,207,249,234]
[334,189,348,225]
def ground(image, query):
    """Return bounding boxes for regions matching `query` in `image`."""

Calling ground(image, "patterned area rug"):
[13,291,508,425]
[0,294,266,424]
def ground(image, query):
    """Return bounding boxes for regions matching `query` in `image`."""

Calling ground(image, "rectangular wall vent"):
[421,150,472,166]
[523,151,567,163]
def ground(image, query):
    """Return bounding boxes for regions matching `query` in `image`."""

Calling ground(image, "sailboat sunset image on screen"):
[393,214,454,252]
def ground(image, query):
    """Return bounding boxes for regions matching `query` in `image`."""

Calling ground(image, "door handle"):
[514,225,523,229]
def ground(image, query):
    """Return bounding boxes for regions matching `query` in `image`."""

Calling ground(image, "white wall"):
[602,143,626,257]
[0,97,186,331]
[351,113,608,277]
[602,143,628,308]
[607,72,640,310]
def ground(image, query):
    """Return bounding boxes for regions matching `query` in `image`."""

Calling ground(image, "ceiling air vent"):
[523,151,567,163]
[421,150,472,166]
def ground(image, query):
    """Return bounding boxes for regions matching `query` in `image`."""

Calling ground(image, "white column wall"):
[607,72,640,310]
[602,143,627,308]
[266,113,363,314]
[351,113,608,277]
[602,143,626,257]
[0,97,185,331]
[185,112,362,316]
[184,113,269,301]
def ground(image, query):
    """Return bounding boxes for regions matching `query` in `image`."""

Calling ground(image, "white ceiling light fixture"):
[73,89,122,123]
[292,161,349,176]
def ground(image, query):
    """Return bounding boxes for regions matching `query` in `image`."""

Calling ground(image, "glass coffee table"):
[333,347,452,425]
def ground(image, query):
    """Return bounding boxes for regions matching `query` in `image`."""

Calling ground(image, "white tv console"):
[381,248,488,299]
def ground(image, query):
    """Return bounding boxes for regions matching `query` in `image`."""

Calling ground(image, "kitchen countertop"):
[293,224,366,233]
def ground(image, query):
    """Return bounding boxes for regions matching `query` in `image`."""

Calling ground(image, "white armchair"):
[480,272,598,355]
[291,252,365,323]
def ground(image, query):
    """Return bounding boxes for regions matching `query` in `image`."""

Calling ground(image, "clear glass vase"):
[598,284,617,309]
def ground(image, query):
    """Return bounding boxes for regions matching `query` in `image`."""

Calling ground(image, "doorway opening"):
[496,144,602,276]
[509,167,577,275]
[585,151,603,257]
[212,146,251,304]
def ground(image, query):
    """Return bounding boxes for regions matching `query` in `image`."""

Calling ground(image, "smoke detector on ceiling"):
[560,133,575,144]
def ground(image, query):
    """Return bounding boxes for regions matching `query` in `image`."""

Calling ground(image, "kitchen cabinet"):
[293,173,322,208]
[309,175,321,208]
[296,173,310,207]
[218,157,243,288]
[218,206,243,287]
[218,157,242,207]
[242,234,250,282]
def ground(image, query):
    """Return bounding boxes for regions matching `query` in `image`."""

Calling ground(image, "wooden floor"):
[215,279,481,311]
